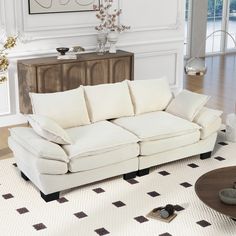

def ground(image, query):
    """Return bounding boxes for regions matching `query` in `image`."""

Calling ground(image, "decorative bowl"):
[219,188,236,205]
[56,47,69,55]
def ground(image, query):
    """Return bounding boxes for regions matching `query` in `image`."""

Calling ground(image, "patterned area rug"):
[0,131,236,236]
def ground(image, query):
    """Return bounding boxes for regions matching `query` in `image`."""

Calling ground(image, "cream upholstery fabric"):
[27,114,72,145]
[69,143,139,172]
[140,131,200,156]
[127,77,173,115]
[17,157,138,194]
[9,127,69,163]
[166,90,209,121]
[112,111,200,142]
[200,117,222,139]
[30,87,90,129]
[8,137,68,175]
[193,107,223,128]
[63,121,139,159]
[139,133,217,169]
[84,81,134,122]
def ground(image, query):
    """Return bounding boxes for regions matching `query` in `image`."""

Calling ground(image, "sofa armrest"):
[193,107,223,128]
[9,127,69,163]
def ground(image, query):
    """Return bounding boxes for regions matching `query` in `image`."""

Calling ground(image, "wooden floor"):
[0,53,236,159]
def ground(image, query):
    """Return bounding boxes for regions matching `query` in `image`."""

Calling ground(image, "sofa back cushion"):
[128,77,173,115]
[30,87,90,129]
[84,81,134,122]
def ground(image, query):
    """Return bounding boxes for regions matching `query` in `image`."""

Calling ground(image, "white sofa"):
[8,78,222,202]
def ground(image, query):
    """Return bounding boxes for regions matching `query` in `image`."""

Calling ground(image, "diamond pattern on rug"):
[196,220,211,227]
[147,191,160,197]
[188,163,199,168]
[180,182,192,188]
[125,178,139,184]
[16,207,29,214]
[94,227,110,235]
[174,205,185,211]
[214,156,226,161]
[218,142,228,146]
[158,171,170,176]
[2,193,14,199]
[93,188,105,194]
[134,216,149,223]
[57,197,68,203]
[33,223,46,231]
[112,201,126,208]
[74,211,88,219]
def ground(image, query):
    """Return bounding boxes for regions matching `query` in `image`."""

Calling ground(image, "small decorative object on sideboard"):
[93,0,130,54]
[0,36,17,83]
[56,46,85,60]
[56,47,69,56]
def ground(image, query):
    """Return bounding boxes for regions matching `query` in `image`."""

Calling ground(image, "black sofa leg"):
[21,171,29,181]
[40,191,60,202]
[123,171,137,180]
[137,168,150,177]
[200,151,212,160]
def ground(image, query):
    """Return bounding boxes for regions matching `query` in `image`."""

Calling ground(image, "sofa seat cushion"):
[62,121,139,161]
[140,131,200,156]
[112,111,200,142]
[69,143,139,172]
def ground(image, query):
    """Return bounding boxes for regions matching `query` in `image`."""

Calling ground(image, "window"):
[227,0,236,50]
[184,0,191,56]
[206,0,223,53]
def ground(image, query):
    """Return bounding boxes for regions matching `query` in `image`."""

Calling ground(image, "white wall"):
[0,0,185,126]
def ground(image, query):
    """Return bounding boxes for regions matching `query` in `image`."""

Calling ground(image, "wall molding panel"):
[120,0,182,32]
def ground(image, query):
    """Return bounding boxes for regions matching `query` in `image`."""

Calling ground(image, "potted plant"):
[93,0,130,54]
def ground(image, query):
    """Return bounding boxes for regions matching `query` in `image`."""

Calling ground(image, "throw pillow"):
[193,107,223,128]
[166,90,210,121]
[84,81,134,122]
[29,87,90,129]
[27,114,72,145]
[127,77,173,115]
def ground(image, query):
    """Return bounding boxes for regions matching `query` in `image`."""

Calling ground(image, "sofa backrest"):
[29,78,173,127]
[84,81,134,123]
[128,77,173,115]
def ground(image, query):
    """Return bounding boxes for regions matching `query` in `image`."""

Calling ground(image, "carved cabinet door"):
[109,57,132,83]
[37,65,63,93]
[86,59,109,85]
[62,62,86,90]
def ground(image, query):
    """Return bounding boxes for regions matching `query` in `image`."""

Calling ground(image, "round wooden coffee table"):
[195,166,236,219]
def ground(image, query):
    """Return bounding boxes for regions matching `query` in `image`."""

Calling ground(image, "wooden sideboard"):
[17,50,134,114]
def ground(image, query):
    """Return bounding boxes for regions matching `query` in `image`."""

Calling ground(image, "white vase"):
[96,32,107,55]
[107,31,119,53]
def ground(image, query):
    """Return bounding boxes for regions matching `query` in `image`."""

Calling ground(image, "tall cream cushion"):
[30,87,90,129]
[84,81,134,122]
[127,77,173,115]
